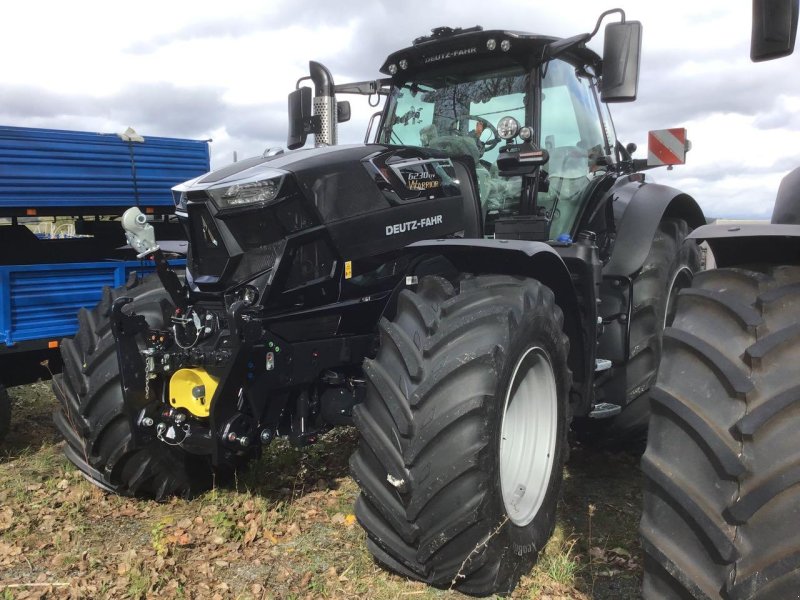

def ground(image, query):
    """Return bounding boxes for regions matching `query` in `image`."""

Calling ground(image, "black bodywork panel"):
[771,166,800,225]
[690,223,800,267]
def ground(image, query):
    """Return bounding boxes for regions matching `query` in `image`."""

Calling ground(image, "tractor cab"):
[290,13,642,242]
[378,34,610,239]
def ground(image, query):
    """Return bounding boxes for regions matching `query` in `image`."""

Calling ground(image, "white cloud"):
[2,0,799,219]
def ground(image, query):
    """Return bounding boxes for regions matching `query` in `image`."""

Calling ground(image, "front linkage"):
[115,207,369,474]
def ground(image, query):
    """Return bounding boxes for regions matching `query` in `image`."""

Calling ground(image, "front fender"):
[403,238,590,414]
[406,238,571,296]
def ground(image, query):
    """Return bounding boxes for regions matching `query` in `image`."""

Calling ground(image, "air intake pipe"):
[310,61,336,146]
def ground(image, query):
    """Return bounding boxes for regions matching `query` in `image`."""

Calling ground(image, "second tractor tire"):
[53,274,228,499]
[351,274,571,596]
[641,265,800,599]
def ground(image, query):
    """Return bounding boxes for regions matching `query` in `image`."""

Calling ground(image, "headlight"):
[497,116,520,140]
[172,189,187,211]
[239,284,259,306]
[208,176,284,210]
[172,175,203,212]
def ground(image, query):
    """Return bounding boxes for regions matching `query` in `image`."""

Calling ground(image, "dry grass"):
[1,383,643,599]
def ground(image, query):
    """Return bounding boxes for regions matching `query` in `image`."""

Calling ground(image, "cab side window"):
[539,59,606,239]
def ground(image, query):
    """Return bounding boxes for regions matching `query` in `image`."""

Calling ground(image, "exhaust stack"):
[310,61,337,146]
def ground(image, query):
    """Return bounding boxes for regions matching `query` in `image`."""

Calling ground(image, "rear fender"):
[399,238,591,414]
[599,181,704,368]
[604,181,705,278]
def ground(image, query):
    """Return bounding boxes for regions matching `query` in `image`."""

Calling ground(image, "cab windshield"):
[380,69,528,217]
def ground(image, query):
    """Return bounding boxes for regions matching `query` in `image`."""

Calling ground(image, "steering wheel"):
[451,115,503,155]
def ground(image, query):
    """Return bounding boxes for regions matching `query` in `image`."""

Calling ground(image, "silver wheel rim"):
[499,346,559,527]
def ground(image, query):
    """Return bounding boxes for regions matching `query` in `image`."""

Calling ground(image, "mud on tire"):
[351,274,571,596]
[53,274,221,499]
[641,265,800,599]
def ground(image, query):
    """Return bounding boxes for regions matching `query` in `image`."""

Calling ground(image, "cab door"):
[538,59,613,240]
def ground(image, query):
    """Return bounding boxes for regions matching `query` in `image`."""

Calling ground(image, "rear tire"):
[0,385,10,442]
[641,265,800,599]
[53,274,222,499]
[351,274,571,595]
[585,217,701,447]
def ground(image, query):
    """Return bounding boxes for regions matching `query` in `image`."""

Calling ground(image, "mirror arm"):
[334,79,393,95]
[545,33,591,60]
[545,7,629,59]
[589,8,627,39]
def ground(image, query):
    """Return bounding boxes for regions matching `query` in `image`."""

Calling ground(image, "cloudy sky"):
[2,1,798,219]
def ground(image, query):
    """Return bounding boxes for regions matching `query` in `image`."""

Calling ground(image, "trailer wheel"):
[0,385,10,442]
[588,217,701,447]
[641,265,800,599]
[53,274,221,499]
[351,274,571,595]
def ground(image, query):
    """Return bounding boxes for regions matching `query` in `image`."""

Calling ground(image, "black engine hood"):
[188,144,389,189]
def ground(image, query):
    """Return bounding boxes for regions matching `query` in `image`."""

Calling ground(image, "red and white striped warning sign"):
[648,128,688,166]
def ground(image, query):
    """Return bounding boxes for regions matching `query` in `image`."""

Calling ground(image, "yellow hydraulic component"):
[168,368,219,418]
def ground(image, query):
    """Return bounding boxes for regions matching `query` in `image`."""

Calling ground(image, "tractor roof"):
[380,26,602,80]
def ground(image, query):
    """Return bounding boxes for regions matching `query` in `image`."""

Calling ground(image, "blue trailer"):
[0,125,209,388]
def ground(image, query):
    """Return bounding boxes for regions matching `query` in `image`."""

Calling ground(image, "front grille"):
[187,204,228,281]
[230,239,285,284]
[187,189,317,288]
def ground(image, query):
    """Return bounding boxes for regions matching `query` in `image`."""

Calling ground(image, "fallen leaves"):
[589,545,640,574]
[0,506,13,530]
[0,396,647,600]
[330,512,356,527]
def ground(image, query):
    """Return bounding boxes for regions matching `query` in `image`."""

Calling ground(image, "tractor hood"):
[177,142,467,294]
[181,144,371,194]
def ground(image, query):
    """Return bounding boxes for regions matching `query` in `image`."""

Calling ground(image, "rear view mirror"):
[751,0,798,61]
[601,21,642,102]
[287,87,313,150]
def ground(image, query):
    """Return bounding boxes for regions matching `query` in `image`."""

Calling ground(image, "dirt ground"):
[0,383,643,599]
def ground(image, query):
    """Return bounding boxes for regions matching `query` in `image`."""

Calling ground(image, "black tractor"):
[54,9,703,595]
[640,1,800,598]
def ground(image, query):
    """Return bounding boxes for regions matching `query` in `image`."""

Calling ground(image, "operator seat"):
[450,158,483,238]
[423,128,483,238]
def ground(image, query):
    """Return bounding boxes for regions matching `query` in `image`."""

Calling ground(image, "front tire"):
[641,266,800,598]
[53,274,222,499]
[351,274,571,596]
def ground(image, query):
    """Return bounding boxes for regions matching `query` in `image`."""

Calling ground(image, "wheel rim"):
[664,266,694,329]
[499,346,559,527]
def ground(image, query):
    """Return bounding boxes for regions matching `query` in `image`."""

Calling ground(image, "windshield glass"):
[380,69,528,217]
